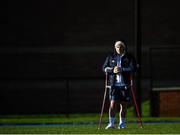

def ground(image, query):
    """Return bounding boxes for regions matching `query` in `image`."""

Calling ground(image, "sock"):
[119,118,125,125]
[109,117,115,126]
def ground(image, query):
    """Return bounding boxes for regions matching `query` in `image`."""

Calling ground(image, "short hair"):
[114,41,125,48]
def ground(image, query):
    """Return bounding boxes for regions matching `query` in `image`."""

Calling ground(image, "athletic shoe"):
[118,123,125,129]
[105,124,115,129]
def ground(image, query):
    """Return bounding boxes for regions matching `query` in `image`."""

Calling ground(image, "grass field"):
[1,123,180,134]
[1,115,180,134]
[0,101,180,134]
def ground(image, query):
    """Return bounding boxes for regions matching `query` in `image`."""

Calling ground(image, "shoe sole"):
[105,127,115,129]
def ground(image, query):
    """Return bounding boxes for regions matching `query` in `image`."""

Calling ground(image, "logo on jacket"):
[123,58,129,64]
[122,58,130,66]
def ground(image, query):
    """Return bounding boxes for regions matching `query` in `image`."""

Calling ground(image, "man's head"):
[114,41,126,55]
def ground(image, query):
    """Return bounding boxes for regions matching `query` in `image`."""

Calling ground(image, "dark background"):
[1,0,180,114]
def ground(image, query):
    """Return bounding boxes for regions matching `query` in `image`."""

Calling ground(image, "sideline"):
[1,121,180,127]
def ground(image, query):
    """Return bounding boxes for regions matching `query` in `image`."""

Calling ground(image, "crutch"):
[130,75,143,128]
[98,73,108,129]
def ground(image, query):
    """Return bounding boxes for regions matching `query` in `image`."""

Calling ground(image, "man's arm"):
[102,55,113,74]
[122,56,137,73]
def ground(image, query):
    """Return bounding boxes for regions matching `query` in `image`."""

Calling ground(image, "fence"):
[0,76,105,115]
[0,46,107,115]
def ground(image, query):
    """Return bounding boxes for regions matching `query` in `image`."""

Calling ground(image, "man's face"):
[115,44,124,55]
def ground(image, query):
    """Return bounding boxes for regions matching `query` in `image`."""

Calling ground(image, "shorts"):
[109,86,130,102]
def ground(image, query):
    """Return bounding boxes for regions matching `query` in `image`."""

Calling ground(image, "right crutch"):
[98,73,108,129]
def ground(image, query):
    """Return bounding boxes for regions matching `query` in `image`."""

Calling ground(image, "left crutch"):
[130,75,143,128]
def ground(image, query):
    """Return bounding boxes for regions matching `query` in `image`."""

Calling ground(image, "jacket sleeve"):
[102,55,113,74]
[122,55,137,73]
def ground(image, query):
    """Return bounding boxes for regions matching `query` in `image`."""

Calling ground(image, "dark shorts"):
[109,86,130,102]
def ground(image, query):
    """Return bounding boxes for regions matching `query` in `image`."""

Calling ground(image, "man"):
[102,40,137,129]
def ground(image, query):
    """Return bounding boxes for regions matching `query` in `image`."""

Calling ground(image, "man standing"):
[102,41,137,129]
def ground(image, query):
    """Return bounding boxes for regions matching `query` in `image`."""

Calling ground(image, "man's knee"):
[110,100,116,109]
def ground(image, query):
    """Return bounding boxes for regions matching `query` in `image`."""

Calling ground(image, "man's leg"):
[105,100,117,129]
[119,101,128,129]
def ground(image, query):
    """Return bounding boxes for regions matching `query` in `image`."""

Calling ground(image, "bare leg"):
[119,101,128,128]
[109,100,117,118]
[106,100,118,129]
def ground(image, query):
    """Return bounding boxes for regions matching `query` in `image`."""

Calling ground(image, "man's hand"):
[113,66,121,74]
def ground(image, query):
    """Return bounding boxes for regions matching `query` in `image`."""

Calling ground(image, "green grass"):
[1,123,180,134]
[0,101,180,134]
[1,113,180,124]
[1,115,180,134]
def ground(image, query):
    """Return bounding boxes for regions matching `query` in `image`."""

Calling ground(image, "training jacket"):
[102,52,137,87]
